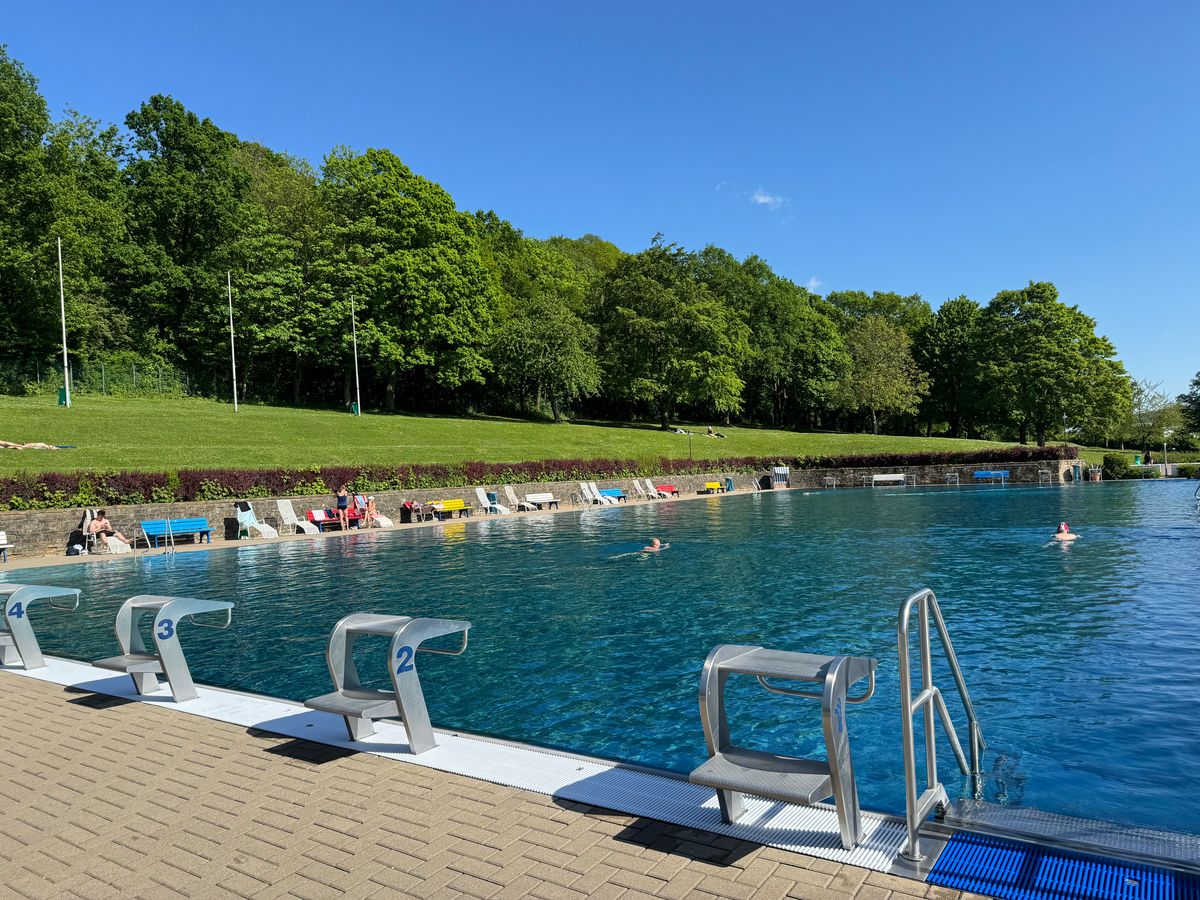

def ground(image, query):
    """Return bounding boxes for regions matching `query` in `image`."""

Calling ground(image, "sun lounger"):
[354,495,393,527]
[236,501,279,539]
[644,478,667,498]
[505,485,538,512]
[476,487,510,515]
[0,531,11,563]
[103,534,131,554]
[277,499,319,534]
[630,481,648,500]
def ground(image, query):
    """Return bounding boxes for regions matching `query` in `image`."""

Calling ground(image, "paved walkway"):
[0,675,983,900]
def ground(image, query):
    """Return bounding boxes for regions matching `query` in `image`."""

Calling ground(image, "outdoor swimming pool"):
[11,480,1200,834]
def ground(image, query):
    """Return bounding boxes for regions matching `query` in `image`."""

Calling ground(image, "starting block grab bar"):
[93,595,234,703]
[0,584,82,670]
[305,613,471,753]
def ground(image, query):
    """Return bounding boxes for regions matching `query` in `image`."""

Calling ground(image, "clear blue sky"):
[6,2,1198,394]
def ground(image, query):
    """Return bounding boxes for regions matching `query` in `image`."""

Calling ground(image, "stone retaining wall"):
[0,461,1076,559]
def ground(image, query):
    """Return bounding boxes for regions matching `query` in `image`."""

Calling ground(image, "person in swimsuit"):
[335,486,350,530]
[1053,522,1077,542]
[642,537,669,552]
[88,510,130,544]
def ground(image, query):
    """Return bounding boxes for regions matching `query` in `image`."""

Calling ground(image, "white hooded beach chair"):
[277,499,319,534]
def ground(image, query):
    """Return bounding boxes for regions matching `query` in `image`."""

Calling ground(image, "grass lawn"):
[0,395,1050,474]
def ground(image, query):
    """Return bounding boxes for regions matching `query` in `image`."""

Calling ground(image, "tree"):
[491,297,600,421]
[321,147,498,408]
[119,95,249,387]
[596,240,749,427]
[1124,379,1183,451]
[914,296,984,437]
[1179,372,1200,433]
[692,247,847,427]
[835,315,928,434]
[980,282,1131,446]
[825,289,934,336]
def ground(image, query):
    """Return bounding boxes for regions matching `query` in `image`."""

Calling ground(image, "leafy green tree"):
[119,95,249,388]
[1123,379,1183,452]
[1178,372,1200,433]
[229,142,333,402]
[980,281,1130,446]
[692,247,847,427]
[825,289,934,335]
[0,46,55,364]
[914,296,984,437]
[322,147,498,408]
[491,297,600,421]
[596,240,749,427]
[543,233,624,284]
[835,315,928,434]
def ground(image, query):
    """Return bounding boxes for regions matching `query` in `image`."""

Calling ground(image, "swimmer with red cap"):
[1053,522,1078,542]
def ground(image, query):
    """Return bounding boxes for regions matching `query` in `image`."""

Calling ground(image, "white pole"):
[351,297,362,415]
[227,271,238,412]
[57,237,70,408]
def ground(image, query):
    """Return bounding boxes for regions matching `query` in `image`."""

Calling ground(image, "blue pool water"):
[10,481,1200,833]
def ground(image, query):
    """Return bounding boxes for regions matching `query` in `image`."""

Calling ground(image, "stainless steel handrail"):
[897,588,986,862]
[756,670,876,704]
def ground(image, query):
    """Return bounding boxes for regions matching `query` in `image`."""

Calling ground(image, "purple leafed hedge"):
[0,444,1077,511]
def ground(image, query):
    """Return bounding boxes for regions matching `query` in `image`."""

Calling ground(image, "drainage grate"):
[927,832,1200,900]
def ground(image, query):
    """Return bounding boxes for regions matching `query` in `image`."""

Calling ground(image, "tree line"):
[0,46,1163,447]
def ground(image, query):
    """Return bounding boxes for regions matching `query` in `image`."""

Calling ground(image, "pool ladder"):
[898,588,986,862]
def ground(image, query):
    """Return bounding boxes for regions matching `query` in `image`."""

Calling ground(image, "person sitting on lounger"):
[89,509,130,544]
[642,537,669,552]
[1053,522,1078,542]
[363,496,382,528]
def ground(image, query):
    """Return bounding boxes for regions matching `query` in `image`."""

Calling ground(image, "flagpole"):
[58,237,70,408]
[227,271,238,412]
[351,297,362,416]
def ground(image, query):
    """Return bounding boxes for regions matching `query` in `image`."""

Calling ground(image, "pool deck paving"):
[0,674,984,900]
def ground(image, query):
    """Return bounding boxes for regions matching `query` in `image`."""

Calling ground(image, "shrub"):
[1102,453,1132,481]
[1177,464,1200,479]
[0,443,1078,511]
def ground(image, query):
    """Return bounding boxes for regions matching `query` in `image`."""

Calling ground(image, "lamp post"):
[350,297,362,416]
[1164,428,1174,473]
[58,238,70,408]
[227,272,238,412]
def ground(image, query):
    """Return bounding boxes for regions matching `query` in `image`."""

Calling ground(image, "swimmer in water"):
[642,537,669,552]
[1053,522,1078,542]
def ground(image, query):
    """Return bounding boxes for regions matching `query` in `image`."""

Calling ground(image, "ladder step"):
[718,647,840,682]
[93,653,164,674]
[689,747,833,806]
[304,689,399,720]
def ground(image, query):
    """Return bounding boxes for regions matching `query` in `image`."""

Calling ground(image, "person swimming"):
[1053,522,1078,542]
[642,537,669,552]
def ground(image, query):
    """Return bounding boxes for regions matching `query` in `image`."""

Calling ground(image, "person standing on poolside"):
[335,485,350,530]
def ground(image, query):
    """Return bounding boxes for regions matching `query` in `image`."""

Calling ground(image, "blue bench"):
[141,517,212,547]
[973,470,1009,483]
[599,488,627,503]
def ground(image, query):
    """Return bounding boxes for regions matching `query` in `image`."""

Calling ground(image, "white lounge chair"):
[277,499,319,534]
[644,478,668,498]
[236,501,279,539]
[588,482,619,505]
[505,485,537,512]
[0,531,11,563]
[476,487,510,515]
[104,534,132,554]
[630,481,647,500]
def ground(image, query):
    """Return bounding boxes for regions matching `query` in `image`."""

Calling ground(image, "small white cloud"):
[714,180,729,192]
[751,188,787,210]
[806,276,823,292]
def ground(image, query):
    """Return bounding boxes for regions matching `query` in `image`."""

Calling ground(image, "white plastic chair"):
[504,485,537,512]
[277,499,319,534]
